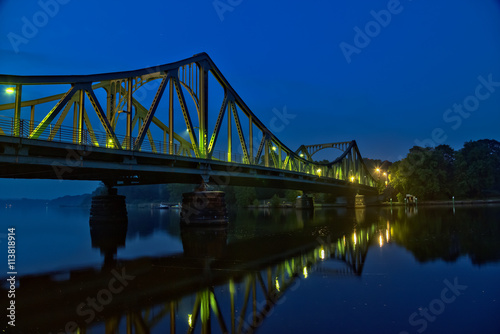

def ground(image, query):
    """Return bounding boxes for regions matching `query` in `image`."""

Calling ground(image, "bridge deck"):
[0,134,377,195]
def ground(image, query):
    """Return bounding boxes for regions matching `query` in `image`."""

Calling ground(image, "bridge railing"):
[0,115,161,152]
[0,114,375,187]
[0,115,250,165]
[0,119,376,187]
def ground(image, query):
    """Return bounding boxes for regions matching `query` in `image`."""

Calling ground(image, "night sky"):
[1,0,499,199]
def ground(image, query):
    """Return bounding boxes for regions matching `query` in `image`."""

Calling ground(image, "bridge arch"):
[295,141,353,161]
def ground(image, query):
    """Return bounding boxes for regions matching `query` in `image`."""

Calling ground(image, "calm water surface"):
[1,204,500,334]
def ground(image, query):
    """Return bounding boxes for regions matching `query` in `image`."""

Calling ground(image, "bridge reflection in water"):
[8,204,500,333]
[10,207,390,334]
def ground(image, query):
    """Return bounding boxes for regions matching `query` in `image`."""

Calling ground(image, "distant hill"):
[0,198,48,209]
[0,194,93,208]
[49,194,93,207]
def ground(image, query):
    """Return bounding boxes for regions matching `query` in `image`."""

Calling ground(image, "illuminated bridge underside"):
[0,53,376,193]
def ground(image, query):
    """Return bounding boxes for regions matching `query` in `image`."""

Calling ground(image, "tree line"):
[386,139,500,201]
[113,183,301,207]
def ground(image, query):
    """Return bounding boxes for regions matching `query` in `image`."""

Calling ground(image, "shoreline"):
[376,198,500,207]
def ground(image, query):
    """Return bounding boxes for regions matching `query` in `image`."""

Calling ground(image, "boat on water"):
[158,203,182,209]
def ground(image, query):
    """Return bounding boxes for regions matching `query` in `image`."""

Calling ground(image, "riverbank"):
[378,198,500,206]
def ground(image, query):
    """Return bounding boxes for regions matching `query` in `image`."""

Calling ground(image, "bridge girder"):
[0,53,376,189]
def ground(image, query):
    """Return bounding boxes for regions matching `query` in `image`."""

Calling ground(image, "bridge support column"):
[181,225,228,258]
[89,185,128,266]
[296,193,314,209]
[180,182,228,226]
[354,194,366,208]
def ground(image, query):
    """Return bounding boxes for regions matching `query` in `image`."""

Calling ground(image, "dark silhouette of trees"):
[389,139,500,200]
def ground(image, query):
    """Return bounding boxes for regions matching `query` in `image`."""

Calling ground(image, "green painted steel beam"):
[134,75,168,150]
[29,85,78,139]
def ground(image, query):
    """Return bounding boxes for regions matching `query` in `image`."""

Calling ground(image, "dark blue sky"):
[1,0,499,199]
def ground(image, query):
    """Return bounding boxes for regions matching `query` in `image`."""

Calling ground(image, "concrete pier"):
[180,184,228,225]
[296,194,314,209]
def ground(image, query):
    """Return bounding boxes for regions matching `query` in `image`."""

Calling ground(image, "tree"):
[389,146,454,200]
[118,184,169,204]
[433,144,455,198]
[165,184,195,202]
[285,189,301,203]
[234,186,257,207]
[389,140,500,200]
[454,139,500,198]
[270,194,281,207]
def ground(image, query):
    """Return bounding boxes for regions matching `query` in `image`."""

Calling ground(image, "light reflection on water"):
[2,204,500,333]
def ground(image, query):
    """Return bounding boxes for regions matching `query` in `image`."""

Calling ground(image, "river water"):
[2,204,499,333]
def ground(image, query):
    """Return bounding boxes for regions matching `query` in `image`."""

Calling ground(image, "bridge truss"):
[0,53,375,188]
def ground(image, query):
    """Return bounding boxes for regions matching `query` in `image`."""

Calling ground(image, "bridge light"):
[5,87,15,94]
[320,248,325,259]
[275,278,280,291]
[317,168,321,176]
[375,168,380,173]
[300,153,304,157]
[303,266,308,278]
[350,176,355,182]
[272,146,277,151]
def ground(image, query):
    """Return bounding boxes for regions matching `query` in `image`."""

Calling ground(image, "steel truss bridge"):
[0,53,376,194]
[8,218,384,333]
